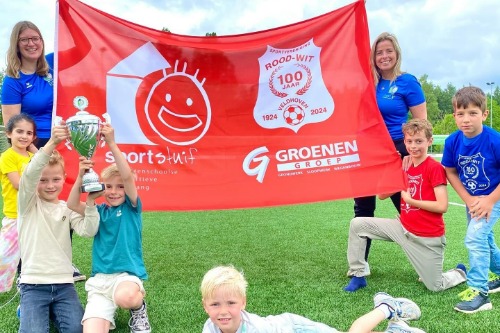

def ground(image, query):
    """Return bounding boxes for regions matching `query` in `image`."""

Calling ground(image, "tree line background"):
[420,75,500,134]
[0,69,499,136]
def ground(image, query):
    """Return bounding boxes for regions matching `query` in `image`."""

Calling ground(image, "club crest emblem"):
[253,39,334,133]
[458,153,490,194]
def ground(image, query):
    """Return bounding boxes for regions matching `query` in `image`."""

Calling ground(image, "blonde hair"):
[370,32,403,86]
[452,86,487,113]
[402,118,433,139]
[100,163,120,181]
[47,150,65,172]
[201,266,248,301]
[6,21,49,78]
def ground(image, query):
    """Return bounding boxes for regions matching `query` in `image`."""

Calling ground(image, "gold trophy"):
[56,96,111,192]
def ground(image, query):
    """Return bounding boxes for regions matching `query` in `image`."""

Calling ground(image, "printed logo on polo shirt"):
[44,73,54,86]
[26,82,32,89]
[116,209,122,217]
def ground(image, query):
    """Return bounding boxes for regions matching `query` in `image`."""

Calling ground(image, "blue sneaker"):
[386,320,426,333]
[374,292,421,321]
[488,272,500,294]
[454,288,492,313]
[343,276,367,292]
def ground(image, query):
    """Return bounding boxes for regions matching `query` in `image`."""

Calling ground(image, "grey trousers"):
[346,217,466,292]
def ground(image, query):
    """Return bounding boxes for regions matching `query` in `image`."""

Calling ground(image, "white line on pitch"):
[449,202,466,207]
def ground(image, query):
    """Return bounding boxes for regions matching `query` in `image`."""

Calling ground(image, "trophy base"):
[81,183,105,193]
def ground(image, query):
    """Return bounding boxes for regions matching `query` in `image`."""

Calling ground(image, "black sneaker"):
[488,272,500,293]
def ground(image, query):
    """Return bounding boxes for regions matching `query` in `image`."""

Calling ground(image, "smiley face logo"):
[136,61,211,146]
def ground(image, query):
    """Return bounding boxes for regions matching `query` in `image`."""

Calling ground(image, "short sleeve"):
[403,74,425,107]
[0,152,18,175]
[1,76,22,105]
[428,160,447,188]
[441,135,456,168]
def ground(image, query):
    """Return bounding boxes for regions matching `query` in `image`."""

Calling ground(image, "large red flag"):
[55,0,405,211]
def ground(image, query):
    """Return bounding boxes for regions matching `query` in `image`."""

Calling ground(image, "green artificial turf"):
[0,188,499,333]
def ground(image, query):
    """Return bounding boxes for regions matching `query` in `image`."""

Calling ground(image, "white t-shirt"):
[202,310,339,333]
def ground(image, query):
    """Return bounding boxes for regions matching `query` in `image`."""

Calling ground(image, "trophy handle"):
[54,116,73,150]
[54,115,63,126]
[100,113,112,148]
[102,113,111,124]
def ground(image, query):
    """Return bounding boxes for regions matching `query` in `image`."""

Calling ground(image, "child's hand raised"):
[51,121,70,144]
[43,121,70,155]
[88,189,104,201]
[77,156,94,178]
[100,123,115,146]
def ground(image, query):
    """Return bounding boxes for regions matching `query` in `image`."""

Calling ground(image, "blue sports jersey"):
[442,126,500,196]
[1,54,54,139]
[376,73,425,140]
[92,196,148,280]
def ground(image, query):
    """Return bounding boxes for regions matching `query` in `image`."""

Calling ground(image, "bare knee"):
[114,281,144,309]
[83,318,110,333]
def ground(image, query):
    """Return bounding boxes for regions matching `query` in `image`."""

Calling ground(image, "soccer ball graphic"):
[283,105,305,125]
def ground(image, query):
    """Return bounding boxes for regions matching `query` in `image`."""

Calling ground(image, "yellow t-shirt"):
[0,148,33,218]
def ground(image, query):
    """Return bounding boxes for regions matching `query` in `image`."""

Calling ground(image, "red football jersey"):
[400,156,447,237]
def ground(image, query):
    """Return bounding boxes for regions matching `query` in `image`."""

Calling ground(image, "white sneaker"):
[374,292,421,321]
[386,320,426,333]
[129,302,151,333]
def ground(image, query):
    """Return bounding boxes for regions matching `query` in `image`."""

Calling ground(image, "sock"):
[132,301,145,312]
[456,263,467,276]
[343,276,367,292]
[376,303,392,319]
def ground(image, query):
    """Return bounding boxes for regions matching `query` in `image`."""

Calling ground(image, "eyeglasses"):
[18,36,42,45]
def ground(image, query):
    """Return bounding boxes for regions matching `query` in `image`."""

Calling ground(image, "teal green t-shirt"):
[92,196,148,279]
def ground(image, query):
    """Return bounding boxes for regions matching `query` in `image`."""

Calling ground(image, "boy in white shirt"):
[201,266,425,333]
[17,122,100,333]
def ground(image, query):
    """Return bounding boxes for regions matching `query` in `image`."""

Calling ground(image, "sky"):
[1,0,499,93]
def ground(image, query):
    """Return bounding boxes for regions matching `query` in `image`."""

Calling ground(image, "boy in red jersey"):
[344,119,466,293]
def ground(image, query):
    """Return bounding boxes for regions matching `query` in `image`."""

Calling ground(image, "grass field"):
[0,187,499,333]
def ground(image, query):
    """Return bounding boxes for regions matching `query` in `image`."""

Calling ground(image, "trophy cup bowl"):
[65,110,107,193]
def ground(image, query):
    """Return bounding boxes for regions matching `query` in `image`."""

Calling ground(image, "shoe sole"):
[454,303,493,314]
[73,276,86,282]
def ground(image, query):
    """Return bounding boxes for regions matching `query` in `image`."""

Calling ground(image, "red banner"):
[55,0,405,211]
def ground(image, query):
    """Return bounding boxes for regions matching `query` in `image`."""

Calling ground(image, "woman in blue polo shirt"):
[2,21,53,148]
[353,32,427,266]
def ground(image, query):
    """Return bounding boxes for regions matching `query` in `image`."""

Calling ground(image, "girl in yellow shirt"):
[0,113,36,292]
